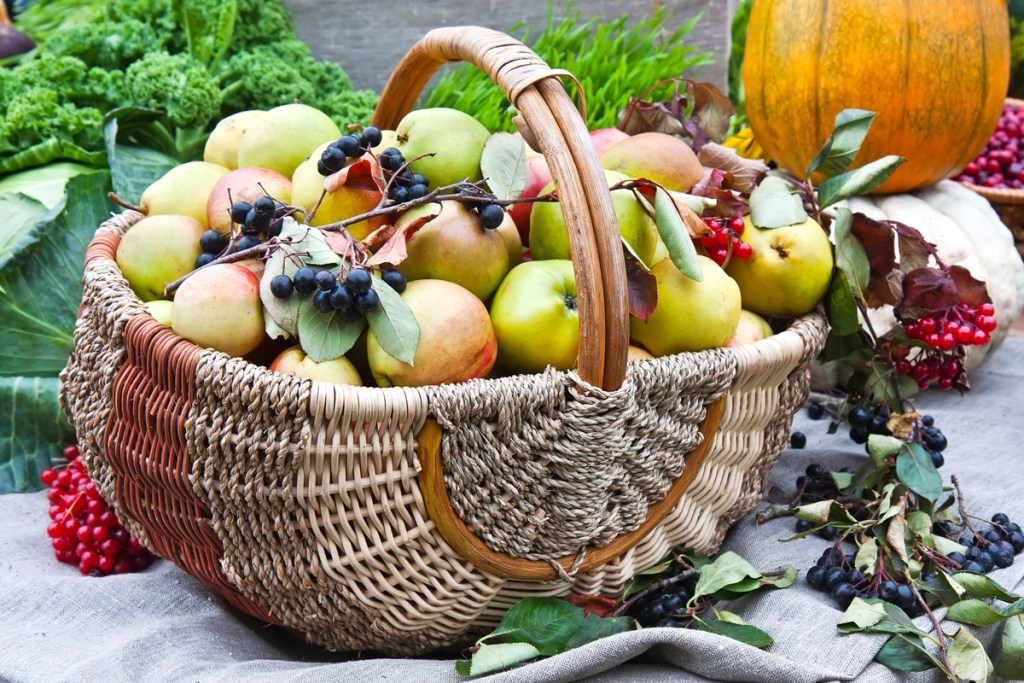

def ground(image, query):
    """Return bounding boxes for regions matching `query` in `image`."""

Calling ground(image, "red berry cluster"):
[954,102,1024,189]
[894,303,996,390]
[41,445,155,576]
[699,216,753,267]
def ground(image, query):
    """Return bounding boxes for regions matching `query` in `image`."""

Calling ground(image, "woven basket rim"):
[89,209,825,399]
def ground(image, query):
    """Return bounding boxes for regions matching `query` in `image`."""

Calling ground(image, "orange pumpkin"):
[743,0,1009,194]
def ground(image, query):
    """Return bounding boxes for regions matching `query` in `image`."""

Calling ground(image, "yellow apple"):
[727,310,774,347]
[116,214,205,302]
[236,103,340,179]
[140,161,229,228]
[630,256,741,356]
[600,131,704,192]
[269,345,362,385]
[203,110,267,170]
[725,216,834,318]
[291,143,384,240]
[144,300,174,327]
[367,280,497,387]
[394,107,489,188]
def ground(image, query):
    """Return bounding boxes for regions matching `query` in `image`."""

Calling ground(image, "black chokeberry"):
[831,583,856,609]
[230,201,252,225]
[806,402,825,420]
[849,426,869,444]
[337,135,361,157]
[293,267,316,293]
[329,285,354,310]
[983,529,1003,544]
[947,551,966,567]
[408,183,428,199]
[361,126,383,148]
[1008,531,1024,553]
[796,519,813,533]
[355,289,380,313]
[320,146,346,175]
[312,290,333,313]
[336,306,361,323]
[976,551,995,572]
[818,526,838,541]
[412,173,428,186]
[806,463,826,478]
[869,415,890,435]
[479,203,505,230]
[993,512,1011,527]
[200,230,225,254]
[317,159,331,176]
[381,269,406,293]
[848,405,871,427]
[379,148,404,171]
[807,566,826,589]
[847,569,864,586]
[926,432,948,452]
[993,546,1014,568]
[390,186,410,203]
[895,584,915,611]
[315,270,336,291]
[921,414,935,427]
[270,274,294,299]
[930,451,944,469]
[790,432,807,449]
[962,560,984,573]
[236,234,262,252]
[824,567,846,590]
[245,208,271,232]
[254,196,276,215]
[195,252,216,268]
[879,580,898,601]
[346,268,372,294]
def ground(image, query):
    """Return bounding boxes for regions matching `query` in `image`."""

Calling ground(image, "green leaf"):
[947,599,1019,627]
[920,572,966,607]
[285,222,343,267]
[838,597,888,630]
[817,155,906,209]
[103,117,178,205]
[696,616,773,649]
[855,539,878,573]
[832,207,869,294]
[895,443,942,503]
[489,597,586,656]
[875,634,936,672]
[748,176,808,228]
[653,187,701,281]
[826,272,861,336]
[0,172,115,377]
[564,615,633,650]
[0,192,49,272]
[365,275,419,366]
[830,470,855,491]
[948,626,993,682]
[456,642,541,677]
[296,295,364,363]
[793,500,860,528]
[0,163,94,210]
[806,109,877,178]
[867,434,904,465]
[0,377,75,493]
[692,551,761,600]
[996,615,1024,680]
[931,534,967,558]
[838,599,924,636]
[0,138,106,175]
[952,572,1023,602]
[480,132,527,202]
[759,565,798,589]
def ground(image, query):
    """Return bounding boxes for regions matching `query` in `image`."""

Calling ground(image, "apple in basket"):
[116,214,205,302]
[172,264,265,358]
[269,345,363,385]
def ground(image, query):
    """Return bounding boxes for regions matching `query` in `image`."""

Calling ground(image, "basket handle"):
[372,27,629,391]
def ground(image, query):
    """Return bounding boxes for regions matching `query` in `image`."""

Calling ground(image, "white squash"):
[838,180,1024,369]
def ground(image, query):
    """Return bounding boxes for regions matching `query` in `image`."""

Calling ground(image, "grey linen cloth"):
[1,339,1022,683]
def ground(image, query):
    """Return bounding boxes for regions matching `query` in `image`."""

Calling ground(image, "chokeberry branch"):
[611,569,698,618]
[905,572,955,678]
[162,240,278,297]
[303,189,328,226]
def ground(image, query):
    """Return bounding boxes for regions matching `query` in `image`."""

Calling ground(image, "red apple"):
[509,155,553,245]
[269,345,363,385]
[589,128,630,156]
[171,264,265,357]
[206,168,292,234]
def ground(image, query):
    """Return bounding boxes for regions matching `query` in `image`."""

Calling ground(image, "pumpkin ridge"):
[812,0,830,167]
[941,0,991,182]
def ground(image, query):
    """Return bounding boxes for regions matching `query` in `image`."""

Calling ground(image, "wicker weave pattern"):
[428,352,735,560]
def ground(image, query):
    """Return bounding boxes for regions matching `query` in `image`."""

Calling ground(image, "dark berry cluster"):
[378,147,431,204]
[938,513,1024,574]
[41,445,156,576]
[626,572,699,627]
[793,463,860,540]
[271,266,406,320]
[953,101,1024,189]
[197,195,287,268]
[699,215,753,267]
[454,182,506,230]
[846,404,894,446]
[806,546,926,613]
[318,126,384,176]
[918,416,948,468]
[896,303,996,391]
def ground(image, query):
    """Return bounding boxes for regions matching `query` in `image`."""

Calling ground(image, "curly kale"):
[0,88,104,154]
[43,19,165,71]
[317,90,380,129]
[125,52,222,130]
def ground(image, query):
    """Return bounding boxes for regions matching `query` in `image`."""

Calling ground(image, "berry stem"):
[162,241,276,296]
[612,569,698,618]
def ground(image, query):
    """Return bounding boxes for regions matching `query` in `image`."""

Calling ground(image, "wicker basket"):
[59,27,829,655]
[960,97,1024,259]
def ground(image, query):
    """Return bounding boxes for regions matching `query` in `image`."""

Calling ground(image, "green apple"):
[367,279,497,387]
[727,310,774,347]
[397,201,511,301]
[600,131,704,192]
[529,169,659,265]
[236,103,340,179]
[394,107,489,188]
[203,110,267,170]
[140,161,229,228]
[291,142,384,240]
[269,345,363,385]
[172,263,265,357]
[628,345,654,362]
[489,260,579,374]
[206,167,292,234]
[630,256,741,356]
[725,216,834,317]
[144,300,174,327]
[116,214,205,302]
